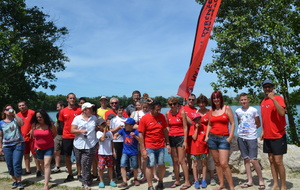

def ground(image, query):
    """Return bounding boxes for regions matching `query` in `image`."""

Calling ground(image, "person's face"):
[239,96,249,107]
[197,101,207,109]
[212,95,221,106]
[125,123,133,131]
[4,105,13,116]
[18,102,27,112]
[117,108,124,116]
[100,99,108,106]
[142,104,149,113]
[78,100,86,107]
[67,94,76,106]
[110,100,119,110]
[168,101,178,110]
[36,112,44,123]
[132,93,140,102]
[135,102,142,110]
[263,84,274,96]
[84,107,93,116]
[187,96,196,107]
[97,123,105,131]
[56,104,63,111]
[151,105,162,116]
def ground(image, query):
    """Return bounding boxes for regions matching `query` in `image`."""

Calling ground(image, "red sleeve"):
[138,116,146,133]
[58,109,64,121]
[276,95,285,108]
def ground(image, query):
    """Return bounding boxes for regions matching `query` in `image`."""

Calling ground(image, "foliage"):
[0,0,69,108]
[196,0,300,145]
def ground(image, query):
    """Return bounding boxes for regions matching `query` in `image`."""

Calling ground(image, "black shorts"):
[263,134,287,155]
[169,136,184,148]
[62,138,74,156]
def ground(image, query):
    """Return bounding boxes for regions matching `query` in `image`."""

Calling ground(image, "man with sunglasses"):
[260,79,287,190]
[104,97,128,119]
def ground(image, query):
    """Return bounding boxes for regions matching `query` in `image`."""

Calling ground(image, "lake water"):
[48,105,300,165]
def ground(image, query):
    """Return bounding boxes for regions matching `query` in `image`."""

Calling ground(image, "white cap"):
[81,102,95,110]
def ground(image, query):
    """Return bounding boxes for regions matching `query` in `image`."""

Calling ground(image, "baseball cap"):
[262,79,275,87]
[107,114,116,120]
[192,113,201,121]
[96,118,106,125]
[99,96,108,101]
[123,118,136,125]
[81,102,95,110]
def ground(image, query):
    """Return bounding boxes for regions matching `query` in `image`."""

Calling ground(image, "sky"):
[26,0,231,99]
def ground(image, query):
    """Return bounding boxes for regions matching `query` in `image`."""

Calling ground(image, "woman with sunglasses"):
[166,97,191,190]
[204,91,235,190]
[31,109,57,190]
[0,104,24,189]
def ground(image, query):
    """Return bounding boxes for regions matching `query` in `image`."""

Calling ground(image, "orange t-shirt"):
[261,95,286,139]
[17,109,35,141]
[58,106,82,139]
[138,113,167,149]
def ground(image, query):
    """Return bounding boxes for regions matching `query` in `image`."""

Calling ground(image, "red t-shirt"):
[17,109,35,141]
[188,124,208,155]
[59,106,82,139]
[261,95,286,139]
[167,109,184,136]
[34,129,54,150]
[210,112,230,135]
[138,113,167,149]
[104,109,128,120]
[183,105,197,120]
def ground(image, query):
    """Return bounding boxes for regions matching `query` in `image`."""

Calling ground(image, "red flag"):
[177,0,222,99]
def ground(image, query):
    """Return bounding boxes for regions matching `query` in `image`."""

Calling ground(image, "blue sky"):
[26,0,230,99]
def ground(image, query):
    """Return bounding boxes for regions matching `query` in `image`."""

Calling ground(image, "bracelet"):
[184,140,187,142]
[142,149,146,152]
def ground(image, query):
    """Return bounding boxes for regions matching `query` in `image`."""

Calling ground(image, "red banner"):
[177,0,222,99]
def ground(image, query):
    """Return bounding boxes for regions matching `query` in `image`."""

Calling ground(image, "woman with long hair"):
[31,109,57,190]
[205,91,235,190]
[0,104,24,189]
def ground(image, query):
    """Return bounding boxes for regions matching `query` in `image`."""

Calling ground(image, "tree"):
[196,0,300,145]
[0,0,69,108]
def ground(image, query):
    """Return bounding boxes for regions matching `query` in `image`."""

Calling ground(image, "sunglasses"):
[37,116,43,119]
[110,102,118,105]
[5,108,10,111]
[168,103,178,106]
[188,98,195,101]
[263,85,273,89]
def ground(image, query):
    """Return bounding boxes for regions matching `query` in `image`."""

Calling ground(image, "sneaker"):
[12,182,18,189]
[109,181,117,187]
[134,179,140,186]
[64,175,74,183]
[155,181,164,190]
[36,170,42,177]
[23,171,31,175]
[51,166,61,173]
[98,182,105,188]
[194,180,200,189]
[137,172,143,180]
[148,186,155,190]
[118,182,128,188]
[78,175,83,182]
[210,178,216,186]
[17,182,23,189]
[201,180,207,188]
[72,169,78,176]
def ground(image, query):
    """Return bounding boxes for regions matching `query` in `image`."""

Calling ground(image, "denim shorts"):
[35,147,54,160]
[169,136,184,147]
[207,134,230,150]
[146,148,165,167]
[120,154,138,169]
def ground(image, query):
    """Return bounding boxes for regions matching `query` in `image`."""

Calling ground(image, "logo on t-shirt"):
[124,136,133,145]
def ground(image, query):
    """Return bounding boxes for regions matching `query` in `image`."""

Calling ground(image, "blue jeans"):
[3,143,24,177]
[146,148,165,167]
[120,154,138,169]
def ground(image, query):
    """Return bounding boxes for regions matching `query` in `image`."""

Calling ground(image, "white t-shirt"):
[235,106,259,140]
[110,116,127,142]
[96,130,113,155]
[132,110,149,123]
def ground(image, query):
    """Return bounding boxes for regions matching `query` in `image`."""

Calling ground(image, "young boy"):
[235,93,265,189]
[189,113,208,189]
[96,118,117,188]
[113,117,140,187]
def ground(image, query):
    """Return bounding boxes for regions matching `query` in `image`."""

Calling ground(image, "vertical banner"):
[177,0,222,99]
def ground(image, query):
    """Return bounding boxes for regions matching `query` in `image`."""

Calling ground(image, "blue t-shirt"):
[118,128,139,155]
[0,119,24,147]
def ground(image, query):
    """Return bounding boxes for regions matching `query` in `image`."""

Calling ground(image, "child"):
[189,113,208,189]
[113,118,140,187]
[235,93,265,189]
[96,118,117,188]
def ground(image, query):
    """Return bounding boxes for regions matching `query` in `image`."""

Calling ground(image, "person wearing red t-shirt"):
[104,97,128,120]
[17,101,41,176]
[166,97,190,189]
[138,102,170,190]
[58,93,82,183]
[260,79,287,190]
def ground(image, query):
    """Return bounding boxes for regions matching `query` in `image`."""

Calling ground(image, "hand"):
[142,150,148,160]
[260,134,264,141]
[204,137,208,142]
[268,91,275,100]
[182,141,187,150]
[80,129,88,134]
[226,136,232,143]
[130,132,135,137]
[167,145,171,154]
[113,152,116,158]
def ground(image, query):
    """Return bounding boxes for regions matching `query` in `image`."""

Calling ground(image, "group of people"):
[0,79,288,190]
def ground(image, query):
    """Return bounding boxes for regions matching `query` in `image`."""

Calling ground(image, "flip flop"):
[240,183,253,188]
[258,184,266,189]
[180,185,191,190]
[170,183,180,188]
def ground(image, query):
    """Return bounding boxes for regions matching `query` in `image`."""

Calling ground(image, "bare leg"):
[121,167,127,183]
[219,150,234,190]
[211,149,225,188]
[98,169,104,182]
[43,156,52,189]
[171,147,180,185]
[108,167,114,182]
[177,146,190,186]
[146,166,154,187]
[268,153,279,189]
[24,154,31,172]
[65,155,73,176]
[54,150,61,168]
[244,158,253,185]
[251,159,264,186]
[273,154,286,190]
[192,160,199,182]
